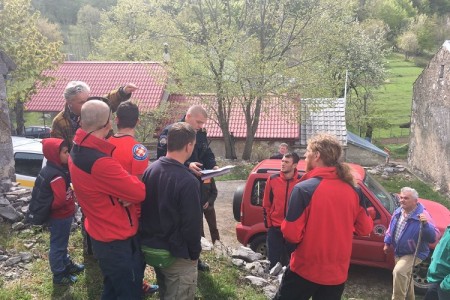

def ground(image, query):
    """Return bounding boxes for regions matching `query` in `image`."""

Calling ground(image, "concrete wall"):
[409,43,450,193]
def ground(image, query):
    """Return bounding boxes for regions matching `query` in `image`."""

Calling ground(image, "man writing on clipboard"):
[157,105,218,271]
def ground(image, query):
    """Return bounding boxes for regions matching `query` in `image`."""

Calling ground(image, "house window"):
[439,65,444,79]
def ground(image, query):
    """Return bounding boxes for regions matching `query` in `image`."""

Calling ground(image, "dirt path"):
[204,180,427,299]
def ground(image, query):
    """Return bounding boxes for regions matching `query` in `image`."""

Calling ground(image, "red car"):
[233,159,450,293]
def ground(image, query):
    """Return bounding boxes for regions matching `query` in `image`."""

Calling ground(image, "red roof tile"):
[167,94,300,140]
[26,61,167,112]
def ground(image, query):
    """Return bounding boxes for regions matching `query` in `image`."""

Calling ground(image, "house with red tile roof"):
[26,61,167,112]
[25,61,386,163]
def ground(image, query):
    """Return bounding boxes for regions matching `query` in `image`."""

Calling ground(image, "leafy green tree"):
[0,0,64,134]
[93,0,388,159]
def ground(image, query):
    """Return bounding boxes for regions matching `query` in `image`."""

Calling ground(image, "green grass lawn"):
[0,225,266,300]
[371,53,424,140]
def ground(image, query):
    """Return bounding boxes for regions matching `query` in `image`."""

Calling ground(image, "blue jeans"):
[267,226,296,269]
[49,216,73,275]
[91,235,144,300]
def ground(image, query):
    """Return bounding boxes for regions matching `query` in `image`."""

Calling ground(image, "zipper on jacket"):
[125,207,133,227]
[109,195,115,206]
[284,180,290,217]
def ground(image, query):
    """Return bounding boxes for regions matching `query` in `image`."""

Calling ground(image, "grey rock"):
[381,173,389,179]
[396,167,406,172]
[245,261,265,276]
[263,285,278,299]
[0,197,10,206]
[366,169,378,175]
[21,205,29,214]
[0,179,12,193]
[24,242,34,249]
[18,197,29,203]
[231,246,263,262]
[269,262,283,276]
[232,258,245,267]
[245,275,268,287]
[4,256,22,267]
[384,167,395,173]
[19,252,32,263]
[0,255,8,261]
[0,205,21,222]
[11,222,25,231]
[5,194,17,201]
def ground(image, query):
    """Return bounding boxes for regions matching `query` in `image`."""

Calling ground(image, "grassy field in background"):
[371,53,424,140]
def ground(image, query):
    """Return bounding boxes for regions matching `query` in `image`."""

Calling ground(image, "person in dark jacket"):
[69,100,146,300]
[157,105,217,271]
[141,122,202,300]
[30,138,84,284]
[201,177,220,244]
[275,133,373,300]
[262,152,301,269]
[384,187,437,300]
[269,143,289,159]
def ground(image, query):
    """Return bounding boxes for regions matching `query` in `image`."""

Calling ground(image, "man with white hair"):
[51,81,137,149]
[384,187,438,300]
[69,100,146,299]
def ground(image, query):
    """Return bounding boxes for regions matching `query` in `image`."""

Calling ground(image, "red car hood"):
[419,198,450,240]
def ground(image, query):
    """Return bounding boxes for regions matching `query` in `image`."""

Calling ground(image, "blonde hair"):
[308,133,355,186]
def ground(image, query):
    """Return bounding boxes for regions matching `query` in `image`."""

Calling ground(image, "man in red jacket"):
[69,100,146,300]
[262,152,302,269]
[275,133,373,300]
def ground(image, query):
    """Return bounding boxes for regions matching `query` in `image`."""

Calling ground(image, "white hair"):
[401,187,419,199]
[63,81,90,101]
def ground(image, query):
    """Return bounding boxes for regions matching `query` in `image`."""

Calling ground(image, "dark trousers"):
[49,216,72,275]
[267,226,295,269]
[91,235,144,300]
[201,205,220,243]
[424,282,450,300]
[274,266,345,300]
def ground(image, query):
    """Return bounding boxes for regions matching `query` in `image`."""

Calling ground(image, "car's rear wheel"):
[412,255,432,295]
[249,234,267,258]
[233,184,245,222]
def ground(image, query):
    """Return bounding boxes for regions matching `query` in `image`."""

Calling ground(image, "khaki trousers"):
[392,255,422,300]
[155,257,198,300]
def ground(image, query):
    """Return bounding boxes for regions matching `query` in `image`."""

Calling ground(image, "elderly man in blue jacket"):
[384,187,438,300]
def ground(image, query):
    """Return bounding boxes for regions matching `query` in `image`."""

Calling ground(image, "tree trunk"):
[14,99,25,135]
[0,76,15,182]
[242,96,263,160]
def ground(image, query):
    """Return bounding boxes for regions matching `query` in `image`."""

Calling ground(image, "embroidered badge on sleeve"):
[132,144,148,161]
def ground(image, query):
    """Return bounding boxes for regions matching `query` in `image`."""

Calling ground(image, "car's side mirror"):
[367,207,377,220]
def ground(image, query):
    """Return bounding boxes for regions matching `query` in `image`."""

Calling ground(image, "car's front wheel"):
[249,234,267,258]
[412,254,432,295]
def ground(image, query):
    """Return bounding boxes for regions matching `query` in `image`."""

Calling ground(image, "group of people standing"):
[265,141,448,300]
[31,81,220,299]
[29,79,449,300]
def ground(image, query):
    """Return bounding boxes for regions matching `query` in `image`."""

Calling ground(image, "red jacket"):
[281,167,373,285]
[68,129,145,242]
[262,169,302,227]
[42,138,75,219]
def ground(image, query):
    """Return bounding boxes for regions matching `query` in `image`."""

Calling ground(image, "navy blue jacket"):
[156,117,216,170]
[140,157,202,260]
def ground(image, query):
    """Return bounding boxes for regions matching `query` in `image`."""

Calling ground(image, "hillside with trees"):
[2,0,450,159]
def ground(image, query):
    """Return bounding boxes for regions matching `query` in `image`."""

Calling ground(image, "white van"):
[12,136,46,188]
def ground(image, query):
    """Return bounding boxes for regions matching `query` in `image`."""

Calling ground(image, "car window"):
[14,152,43,177]
[25,128,33,134]
[363,174,397,214]
[251,179,266,206]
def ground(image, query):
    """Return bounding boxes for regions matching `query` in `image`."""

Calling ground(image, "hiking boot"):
[65,261,85,275]
[197,260,210,272]
[53,273,77,285]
